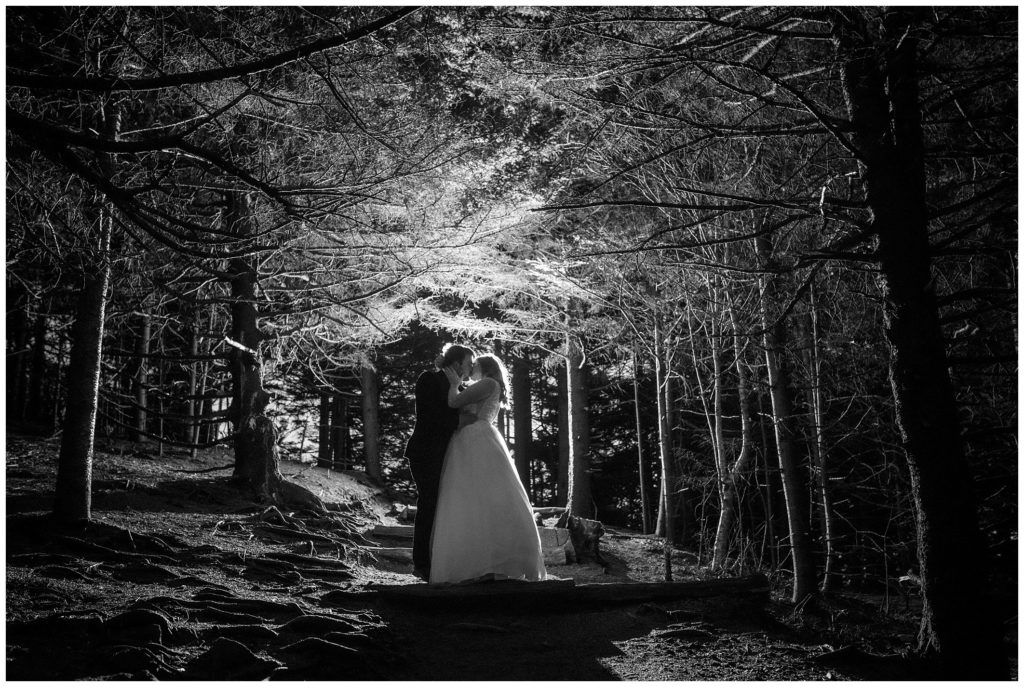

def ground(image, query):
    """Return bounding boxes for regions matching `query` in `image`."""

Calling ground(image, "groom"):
[404,344,475,580]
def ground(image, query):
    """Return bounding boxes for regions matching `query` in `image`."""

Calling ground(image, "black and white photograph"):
[5,5,1017,681]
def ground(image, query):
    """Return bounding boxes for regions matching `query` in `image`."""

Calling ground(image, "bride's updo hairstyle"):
[475,353,510,405]
[439,343,475,368]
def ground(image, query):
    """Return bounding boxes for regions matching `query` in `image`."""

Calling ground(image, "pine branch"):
[8,8,420,92]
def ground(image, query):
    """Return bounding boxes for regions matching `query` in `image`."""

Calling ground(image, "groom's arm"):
[414,371,444,424]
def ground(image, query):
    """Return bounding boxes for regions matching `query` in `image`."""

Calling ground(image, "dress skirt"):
[429,420,546,584]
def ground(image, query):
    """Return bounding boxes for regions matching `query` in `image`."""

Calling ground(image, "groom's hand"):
[442,365,461,386]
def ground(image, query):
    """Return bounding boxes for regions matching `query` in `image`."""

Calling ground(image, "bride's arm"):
[446,377,498,408]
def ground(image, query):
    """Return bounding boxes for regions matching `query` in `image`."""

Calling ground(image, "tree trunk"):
[332,394,349,470]
[27,310,49,422]
[53,100,118,523]
[653,322,677,545]
[7,287,29,422]
[225,188,264,479]
[835,9,1006,676]
[713,297,757,570]
[54,254,110,521]
[564,334,592,517]
[806,281,836,592]
[236,391,326,514]
[131,311,150,442]
[512,353,533,491]
[556,363,569,507]
[756,232,816,603]
[318,392,333,468]
[187,307,200,457]
[708,309,729,570]
[633,347,652,534]
[756,390,780,572]
[361,363,382,481]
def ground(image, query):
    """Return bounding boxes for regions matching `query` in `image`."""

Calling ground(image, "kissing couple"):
[404,344,547,585]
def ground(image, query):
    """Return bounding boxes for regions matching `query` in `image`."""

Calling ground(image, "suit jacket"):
[404,368,460,464]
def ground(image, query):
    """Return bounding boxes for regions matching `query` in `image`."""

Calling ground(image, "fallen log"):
[364,574,769,612]
[573,576,770,604]
[371,525,414,539]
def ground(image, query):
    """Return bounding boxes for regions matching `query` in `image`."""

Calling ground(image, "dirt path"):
[6,436,955,680]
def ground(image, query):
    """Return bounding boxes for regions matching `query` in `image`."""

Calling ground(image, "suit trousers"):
[409,450,445,573]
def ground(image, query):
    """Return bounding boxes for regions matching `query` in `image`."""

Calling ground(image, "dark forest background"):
[6,7,1016,678]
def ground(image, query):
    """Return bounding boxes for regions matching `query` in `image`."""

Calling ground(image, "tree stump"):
[236,390,326,514]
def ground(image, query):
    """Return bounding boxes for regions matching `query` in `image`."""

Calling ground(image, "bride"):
[429,353,546,584]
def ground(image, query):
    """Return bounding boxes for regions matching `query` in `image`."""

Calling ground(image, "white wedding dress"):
[429,384,546,584]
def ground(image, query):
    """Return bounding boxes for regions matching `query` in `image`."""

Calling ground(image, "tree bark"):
[713,295,755,570]
[54,249,110,521]
[7,287,29,422]
[556,363,569,507]
[756,232,816,603]
[835,9,1007,676]
[805,281,836,592]
[512,353,533,491]
[186,306,200,456]
[318,392,333,468]
[27,310,49,422]
[53,99,118,522]
[225,188,264,479]
[564,333,592,517]
[361,363,382,481]
[131,310,150,442]
[653,322,678,549]
[632,347,652,534]
[332,393,349,470]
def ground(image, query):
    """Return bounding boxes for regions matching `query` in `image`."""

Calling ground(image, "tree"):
[832,8,1010,676]
[361,361,382,482]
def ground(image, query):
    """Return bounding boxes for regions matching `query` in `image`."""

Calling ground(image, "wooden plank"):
[573,575,770,603]
[363,574,769,612]
[371,578,576,602]
[371,525,414,539]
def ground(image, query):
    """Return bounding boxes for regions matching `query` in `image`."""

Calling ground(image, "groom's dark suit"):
[404,368,460,576]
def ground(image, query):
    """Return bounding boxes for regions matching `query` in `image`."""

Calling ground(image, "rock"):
[538,527,576,566]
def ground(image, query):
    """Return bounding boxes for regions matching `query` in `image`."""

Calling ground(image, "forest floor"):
[6,433,1015,681]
